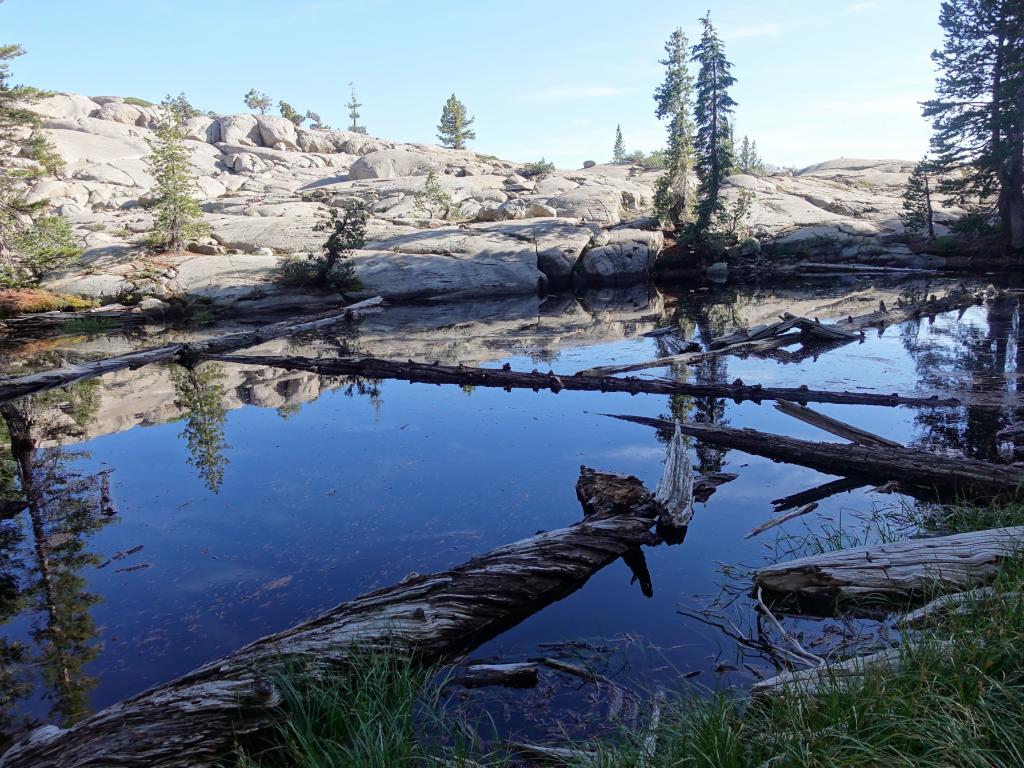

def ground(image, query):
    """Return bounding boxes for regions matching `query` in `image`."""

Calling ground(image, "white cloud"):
[846,1,878,13]
[521,85,625,103]
[724,22,783,40]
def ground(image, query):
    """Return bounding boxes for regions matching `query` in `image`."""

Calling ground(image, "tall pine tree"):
[146,98,208,251]
[437,94,476,150]
[652,27,695,229]
[923,0,1024,249]
[691,12,737,236]
[612,125,626,163]
[902,157,938,240]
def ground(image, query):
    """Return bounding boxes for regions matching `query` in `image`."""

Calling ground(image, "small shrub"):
[276,200,366,291]
[520,158,556,178]
[123,96,155,107]
[4,216,84,286]
[0,288,95,316]
[950,211,997,236]
[413,171,456,219]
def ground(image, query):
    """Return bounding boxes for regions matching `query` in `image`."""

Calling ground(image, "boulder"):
[296,129,336,154]
[583,160,597,169]
[184,115,221,144]
[348,148,441,180]
[256,115,300,151]
[217,114,261,146]
[30,93,99,121]
[528,202,557,218]
[578,232,659,285]
[97,101,148,126]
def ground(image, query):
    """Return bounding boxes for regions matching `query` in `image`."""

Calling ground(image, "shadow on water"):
[1,276,1023,745]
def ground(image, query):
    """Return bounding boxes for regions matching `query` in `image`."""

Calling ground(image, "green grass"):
[232,503,1024,767]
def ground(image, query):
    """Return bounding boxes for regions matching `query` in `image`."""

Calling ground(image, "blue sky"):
[4,0,943,169]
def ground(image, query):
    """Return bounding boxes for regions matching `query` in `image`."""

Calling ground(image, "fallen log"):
[654,421,693,537]
[0,466,663,768]
[207,353,961,409]
[896,587,997,628]
[605,414,1024,499]
[449,662,539,689]
[797,262,938,275]
[773,400,903,448]
[754,526,1024,601]
[0,297,383,405]
[745,502,819,539]
[770,477,869,513]
[584,290,986,376]
[0,304,147,335]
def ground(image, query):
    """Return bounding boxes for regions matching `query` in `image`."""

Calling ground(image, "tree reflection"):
[901,295,1021,461]
[172,364,230,494]
[0,385,110,744]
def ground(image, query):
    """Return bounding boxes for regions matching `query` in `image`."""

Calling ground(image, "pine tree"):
[923,0,1024,249]
[163,92,200,123]
[243,89,271,115]
[612,125,626,163]
[652,27,696,229]
[0,42,80,286]
[305,110,328,129]
[437,94,476,150]
[278,100,304,126]
[691,12,737,236]
[146,99,208,252]
[738,135,764,174]
[902,157,938,240]
[347,83,366,134]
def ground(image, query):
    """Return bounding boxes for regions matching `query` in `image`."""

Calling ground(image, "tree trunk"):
[754,525,1024,600]
[0,467,665,768]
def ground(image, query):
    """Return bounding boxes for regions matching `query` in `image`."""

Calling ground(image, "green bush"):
[520,158,555,177]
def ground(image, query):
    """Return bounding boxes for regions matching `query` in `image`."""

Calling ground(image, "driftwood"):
[745,502,819,540]
[893,586,1021,628]
[654,421,693,536]
[753,647,905,695]
[606,414,1024,499]
[755,526,1024,600]
[208,352,962,409]
[449,662,539,689]
[0,466,664,768]
[710,314,859,349]
[0,304,148,335]
[770,477,869,513]
[0,297,383,405]
[773,400,903,448]
[797,262,938,275]
[584,290,986,376]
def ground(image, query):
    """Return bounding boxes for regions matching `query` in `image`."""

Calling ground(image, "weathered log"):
[0,297,383,405]
[753,647,904,696]
[770,477,869,513]
[745,502,819,540]
[0,305,147,335]
[606,414,1024,499]
[0,466,663,768]
[584,290,986,376]
[773,400,903,448]
[755,526,1024,600]
[449,662,539,689]
[693,472,739,502]
[998,421,1024,440]
[798,262,938,274]
[208,352,962,409]
[895,587,997,628]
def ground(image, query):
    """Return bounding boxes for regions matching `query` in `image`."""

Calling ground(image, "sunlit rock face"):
[19,94,952,308]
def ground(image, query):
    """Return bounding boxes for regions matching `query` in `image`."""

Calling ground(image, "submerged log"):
[0,466,663,768]
[770,477,869,513]
[745,502,819,539]
[606,414,1024,499]
[755,526,1024,600]
[208,353,961,409]
[0,297,383,405]
[773,400,903,448]
[584,290,987,376]
[449,662,539,689]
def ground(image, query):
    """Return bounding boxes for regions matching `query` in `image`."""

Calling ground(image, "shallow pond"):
[0,275,1021,745]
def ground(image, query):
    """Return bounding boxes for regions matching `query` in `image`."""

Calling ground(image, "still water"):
[0,276,1020,744]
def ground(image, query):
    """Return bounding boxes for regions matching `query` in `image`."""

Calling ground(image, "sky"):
[3,0,945,170]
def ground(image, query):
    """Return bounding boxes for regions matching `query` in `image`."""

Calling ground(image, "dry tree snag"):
[755,525,1024,601]
[606,414,1024,499]
[0,297,383,405]
[0,467,664,768]
[207,352,960,408]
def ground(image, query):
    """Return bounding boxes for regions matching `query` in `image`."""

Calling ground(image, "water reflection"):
[0,386,111,744]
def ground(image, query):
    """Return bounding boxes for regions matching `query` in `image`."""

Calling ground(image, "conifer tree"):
[305,110,328,129]
[738,135,764,174]
[437,94,476,150]
[924,0,1024,249]
[902,157,938,240]
[278,100,304,126]
[243,89,271,114]
[347,83,366,134]
[0,41,80,286]
[163,92,200,123]
[612,125,626,163]
[146,98,208,252]
[691,12,737,236]
[652,27,696,228]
